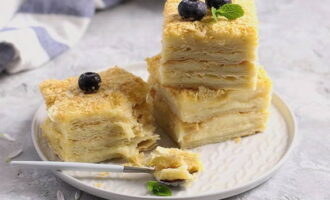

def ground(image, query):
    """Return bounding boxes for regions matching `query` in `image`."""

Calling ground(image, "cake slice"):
[147,55,271,123]
[147,56,272,149]
[160,0,259,89]
[151,93,270,149]
[39,67,159,163]
[146,147,202,182]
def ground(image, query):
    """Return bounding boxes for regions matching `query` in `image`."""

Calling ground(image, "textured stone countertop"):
[0,0,329,199]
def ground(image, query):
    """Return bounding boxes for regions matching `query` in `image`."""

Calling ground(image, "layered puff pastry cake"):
[39,67,159,163]
[160,0,259,89]
[147,55,272,149]
[147,55,271,123]
[146,147,202,182]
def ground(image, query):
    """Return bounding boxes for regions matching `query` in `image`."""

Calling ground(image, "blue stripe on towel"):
[18,0,95,17]
[0,27,68,58]
[0,27,17,32]
[0,42,16,72]
[31,26,69,58]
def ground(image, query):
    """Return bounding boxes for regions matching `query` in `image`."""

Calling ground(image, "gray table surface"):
[0,0,329,199]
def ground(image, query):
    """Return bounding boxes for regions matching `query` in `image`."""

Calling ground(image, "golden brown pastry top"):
[40,67,149,122]
[163,0,258,41]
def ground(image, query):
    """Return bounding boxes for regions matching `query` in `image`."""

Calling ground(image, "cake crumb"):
[94,183,104,188]
[233,137,241,143]
[97,172,110,177]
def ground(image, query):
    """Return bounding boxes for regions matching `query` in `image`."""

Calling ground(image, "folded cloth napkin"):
[0,0,121,74]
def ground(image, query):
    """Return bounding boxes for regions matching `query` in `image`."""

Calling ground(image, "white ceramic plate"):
[31,62,297,200]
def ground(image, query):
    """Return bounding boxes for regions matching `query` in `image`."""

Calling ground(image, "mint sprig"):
[211,4,244,21]
[147,181,172,196]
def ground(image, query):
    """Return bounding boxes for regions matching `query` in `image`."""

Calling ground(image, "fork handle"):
[123,166,154,173]
[10,161,124,172]
[10,161,154,173]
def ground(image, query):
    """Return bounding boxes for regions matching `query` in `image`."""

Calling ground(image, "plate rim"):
[31,62,297,200]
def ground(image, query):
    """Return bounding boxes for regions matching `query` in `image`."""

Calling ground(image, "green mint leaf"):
[218,4,244,20]
[211,7,219,21]
[147,181,157,193]
[146,181,172,196]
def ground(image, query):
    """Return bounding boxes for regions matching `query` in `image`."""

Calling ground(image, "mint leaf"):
[211,7,219,21]
[146,181,172,196]
[218,4,244,20]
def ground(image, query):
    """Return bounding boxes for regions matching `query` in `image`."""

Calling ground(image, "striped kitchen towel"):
[0,0,122,74]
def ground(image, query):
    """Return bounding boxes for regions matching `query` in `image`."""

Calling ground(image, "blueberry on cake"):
[40,67,159,163]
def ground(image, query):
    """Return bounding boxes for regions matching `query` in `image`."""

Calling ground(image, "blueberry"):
[205,0,231,9]
[78,72,101,94]
[178,0,207,21]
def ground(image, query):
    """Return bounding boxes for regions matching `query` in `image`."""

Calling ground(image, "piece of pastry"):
[147,55,272,149]
[151,94,270,149]
[160,0,259,89]
[146,147,202,182]
[147,55,271,123]
[39,67,159,163]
